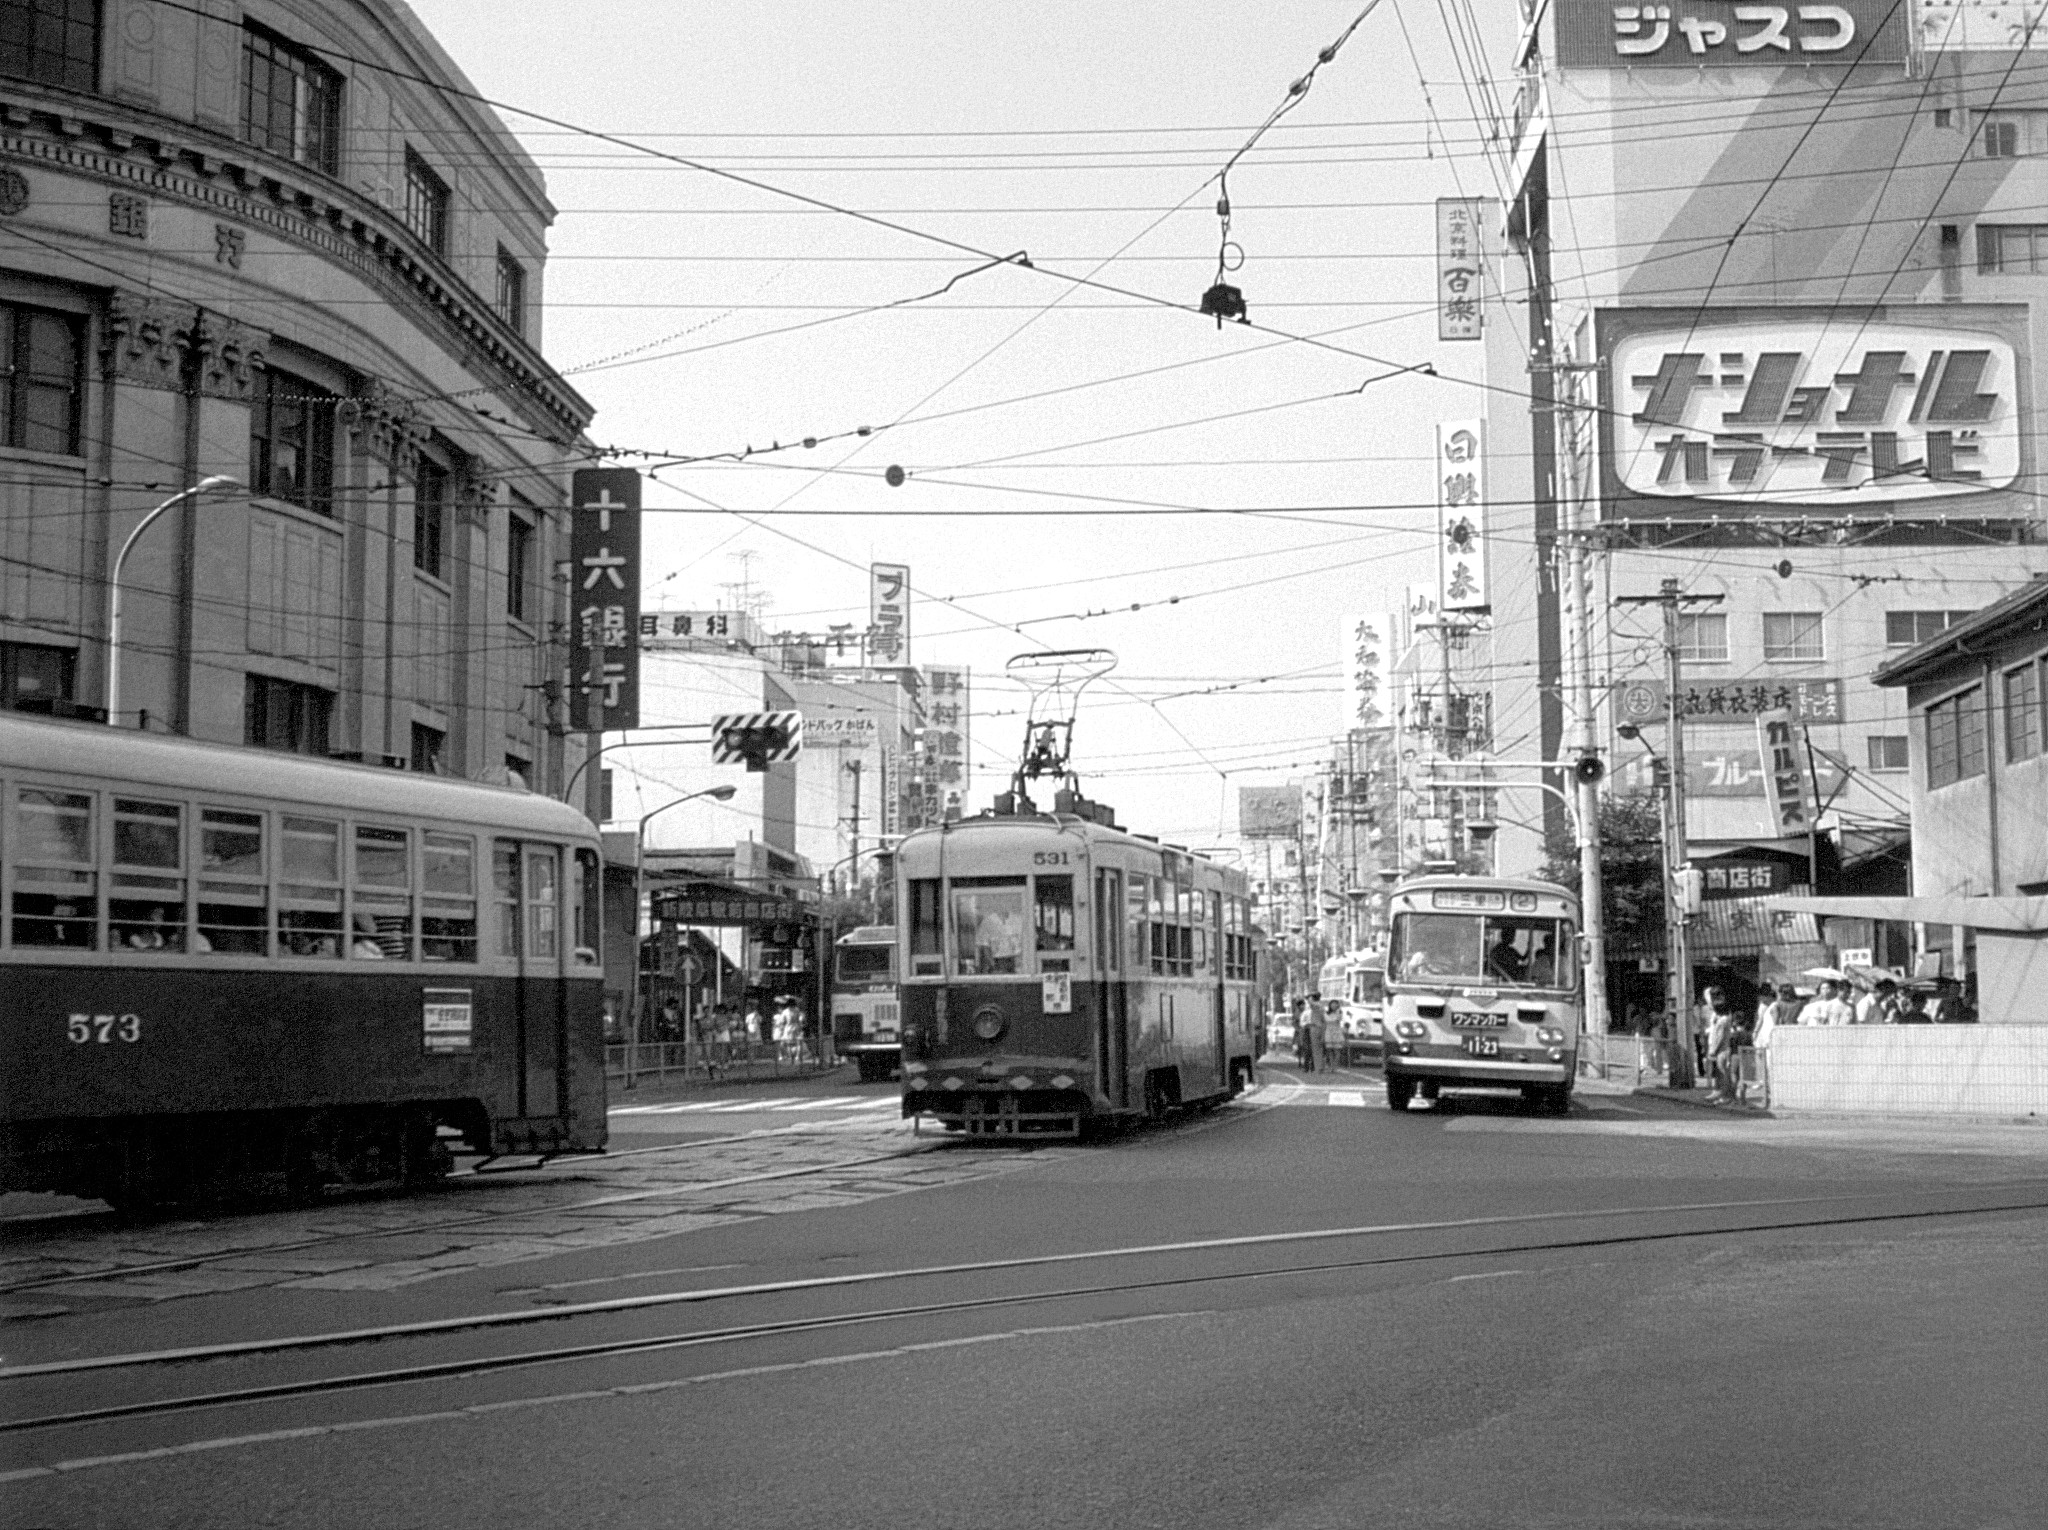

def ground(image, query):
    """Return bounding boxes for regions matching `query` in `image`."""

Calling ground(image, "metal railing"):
[605,1037,839,1086]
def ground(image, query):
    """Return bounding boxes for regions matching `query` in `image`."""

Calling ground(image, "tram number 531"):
[67,1013,142,1044]
[1032,851,1070,865]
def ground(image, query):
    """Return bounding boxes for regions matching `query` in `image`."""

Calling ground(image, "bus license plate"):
[1463,1036,1500,1057]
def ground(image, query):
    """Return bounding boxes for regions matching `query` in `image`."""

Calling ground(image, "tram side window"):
[1034,874,1074,972]
[906,877,942,976]
[279,816,344,956]
[1094,868,1121,974]
[11,786,97,949]
[1126,873,1149,974]
[527,847,558,961]
[421,832,477,962]
[198,807,267,955]
[111,798,189,953]
[952,877,1025,976]
[1147,876,1167,976]
[574,848,601,965]
[493,841,521,958]
[353,825,413,959]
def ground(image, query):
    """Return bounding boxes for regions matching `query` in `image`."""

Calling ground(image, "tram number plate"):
[1462,1036,1501,1058]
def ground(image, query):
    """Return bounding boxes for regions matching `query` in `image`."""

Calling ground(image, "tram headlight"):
[972,1006,1006,1042]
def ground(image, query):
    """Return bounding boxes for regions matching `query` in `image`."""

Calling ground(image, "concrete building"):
[1474,2,2048,1008]
[0,0,592,792]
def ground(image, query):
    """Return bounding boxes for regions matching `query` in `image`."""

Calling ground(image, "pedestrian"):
[1305,992,1329,1073]
[774,996,803,1063]
[1701,988,1736,1100]
[744,1004,765,1058]
[1750,996,1781,1106]
[1766,983,1803,1028]
[659,996,681,1043]
[1708,990,1752,1104]
[1797,980,1853,1026]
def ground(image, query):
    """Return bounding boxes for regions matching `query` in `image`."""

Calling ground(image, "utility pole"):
[1616,576,1722,1089]
[1558,519,1613,1035]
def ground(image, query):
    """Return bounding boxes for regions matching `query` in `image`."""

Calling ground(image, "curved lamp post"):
[625,783,737,1086]
[105,476,244,727]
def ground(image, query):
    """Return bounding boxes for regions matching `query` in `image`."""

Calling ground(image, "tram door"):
[1208,891,1226,1091]
[1096,867,1128,1107]
[495,840,568,1119]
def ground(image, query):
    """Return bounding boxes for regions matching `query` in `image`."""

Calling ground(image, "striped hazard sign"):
[711,711,803,770]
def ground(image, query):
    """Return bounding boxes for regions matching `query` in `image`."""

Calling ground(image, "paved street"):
[7,1059,2046,1528]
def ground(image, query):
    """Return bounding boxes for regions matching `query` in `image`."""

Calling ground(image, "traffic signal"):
[1572,752,1605,785]
[711,711,803,773]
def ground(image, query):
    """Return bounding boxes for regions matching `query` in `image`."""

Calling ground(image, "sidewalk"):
[608,1046,849,1100]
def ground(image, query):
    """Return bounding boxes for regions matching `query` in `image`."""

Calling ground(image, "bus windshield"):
[1350,966,1385,1006]
[1387,913,1575,990]
[837,943,892,982]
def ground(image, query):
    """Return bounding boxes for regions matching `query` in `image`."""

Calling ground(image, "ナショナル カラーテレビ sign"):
[1595,306,2028,518]
[1555,0,1908,67]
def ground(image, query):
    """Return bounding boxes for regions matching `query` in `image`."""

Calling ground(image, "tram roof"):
[0,714,599,842]
[898,811,1243,876]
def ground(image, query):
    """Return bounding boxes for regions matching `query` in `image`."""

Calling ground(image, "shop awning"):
[1765,895,2048,934]
[1689,893,1820,956]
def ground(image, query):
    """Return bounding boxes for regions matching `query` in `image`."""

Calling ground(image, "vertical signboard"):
[870,563,910,667]
[569,467,641,731]
[1344,613,1390,733]
[1436,422,1488,614]
[923,665,969,820]
[1435,199,1486,341]
[1757,709,1814,834]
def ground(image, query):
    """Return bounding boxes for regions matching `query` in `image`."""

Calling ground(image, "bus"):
[1380,875,1581,1113]
[832,924,900,1082]
[895,807,1261,1138]
[1318,950,1388,1063]
[1,713,607,1207]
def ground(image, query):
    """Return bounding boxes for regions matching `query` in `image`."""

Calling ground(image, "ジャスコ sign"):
[1596,309,2025,516]
[568,468,641,731]
[1556,0,1909,66]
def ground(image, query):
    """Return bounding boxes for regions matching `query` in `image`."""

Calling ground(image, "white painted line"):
[1327,1091,1367,1108]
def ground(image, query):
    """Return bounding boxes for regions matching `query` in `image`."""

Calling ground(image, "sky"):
[408,0,1524,844]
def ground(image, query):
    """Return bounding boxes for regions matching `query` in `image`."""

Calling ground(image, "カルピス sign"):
[1556,0,1908,66]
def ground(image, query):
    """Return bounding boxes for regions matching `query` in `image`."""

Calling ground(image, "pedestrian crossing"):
[610,1094,898,1117]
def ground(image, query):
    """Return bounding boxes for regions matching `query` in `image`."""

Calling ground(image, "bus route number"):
[1032,852,1069,866]
[67,1013,141,1044]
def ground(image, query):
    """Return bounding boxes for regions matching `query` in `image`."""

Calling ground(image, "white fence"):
[1765,1026,2048,1117]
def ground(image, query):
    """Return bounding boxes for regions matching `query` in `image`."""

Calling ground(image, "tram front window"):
[951,879,1026,975]
[1389,913,1575,988]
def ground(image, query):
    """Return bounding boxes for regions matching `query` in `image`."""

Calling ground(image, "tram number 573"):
[67,1013,142,1044]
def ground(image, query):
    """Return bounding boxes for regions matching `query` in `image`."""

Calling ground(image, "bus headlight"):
[1394,1020,1428,1040]
[1535,1027,1565,1046]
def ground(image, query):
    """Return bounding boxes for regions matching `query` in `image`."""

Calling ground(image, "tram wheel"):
[1385,1075,1416,1112]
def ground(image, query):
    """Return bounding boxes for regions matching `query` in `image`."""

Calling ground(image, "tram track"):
[6,1181,2045,1444]
[0,1133,951,1299]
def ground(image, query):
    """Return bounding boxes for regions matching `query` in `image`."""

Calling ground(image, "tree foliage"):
[1539,791,1667,955]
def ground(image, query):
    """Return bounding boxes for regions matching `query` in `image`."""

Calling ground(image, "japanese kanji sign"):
[638,609,737,643]
[568,468,641,731]
[1437,421,1488,614]
[1669,677,1843,724]
[1557,0,1907,66]
[1435,199,1488,341]
[913,665,970,825]
[1697,860,1792,899]
[1757,708,1815,833]
[1599,310,2023,514]
[870,562,910,666]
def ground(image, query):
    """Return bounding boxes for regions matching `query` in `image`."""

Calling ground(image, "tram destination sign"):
[569,468,642,731]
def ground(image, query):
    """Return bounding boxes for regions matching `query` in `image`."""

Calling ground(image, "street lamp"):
[625,783,737,1087]
[105,476,244,727]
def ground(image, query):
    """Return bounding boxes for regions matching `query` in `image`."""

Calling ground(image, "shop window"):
[242,23,340,174]
[0,301,84,456]
[250,368,336,513]
[403,148,449,255]
[0,0,98,92]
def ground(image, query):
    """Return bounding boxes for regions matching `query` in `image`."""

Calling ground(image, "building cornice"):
[0,91,594,442]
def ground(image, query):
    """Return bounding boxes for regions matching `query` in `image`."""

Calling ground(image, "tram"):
[895,799,1261,1137]
[1380,875,1581,1113]
[831,924,901,1082]
[1,713,608,1206]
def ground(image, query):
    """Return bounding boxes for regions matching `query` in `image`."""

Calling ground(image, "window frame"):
[0,299,85,457]
[1675,611,1729,664]
[403,147,450,256]
[2005,660,2041,764]
[244,673,334,757]
[506,509,534,623]
[1761,610,1825,663]
[0,0,99,93]
[413,456,447,580]
[1926,685,1987,790]
[1865,734,1909,773]
[240,21,342,176]
[249,366,337,515]
[495,245,526,332]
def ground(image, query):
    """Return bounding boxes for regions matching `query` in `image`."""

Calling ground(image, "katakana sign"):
[1758,709,1815,833]
[568,468,640,731]
[1436,199,1488,342]
[1557,0,1907,66]
[1437,421,1488,614]
[1599,311,2024,514]
[870,563,910,666]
